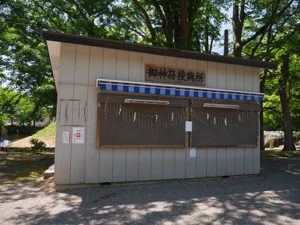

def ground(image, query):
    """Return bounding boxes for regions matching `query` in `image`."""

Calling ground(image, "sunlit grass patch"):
[0,153,54,183]
[261,150,300,157]
[33,122,56,139]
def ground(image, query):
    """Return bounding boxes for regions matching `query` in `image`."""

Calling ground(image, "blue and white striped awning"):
[97,79,264,102]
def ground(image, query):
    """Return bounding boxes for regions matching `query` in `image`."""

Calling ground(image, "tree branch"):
[242,0,294,45]
[188,0,203,26]
[250,33,265,58]
[32,1,65,31]
[132,0,157,41]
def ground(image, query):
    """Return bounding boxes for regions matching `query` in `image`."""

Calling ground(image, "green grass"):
[261,150,300,157]
[0,153,54,183]
[32,122,56,139]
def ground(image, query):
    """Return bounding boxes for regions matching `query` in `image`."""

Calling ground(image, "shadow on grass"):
[0,152,54,183]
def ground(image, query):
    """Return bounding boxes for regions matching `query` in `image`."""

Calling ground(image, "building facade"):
[44,31,276,184]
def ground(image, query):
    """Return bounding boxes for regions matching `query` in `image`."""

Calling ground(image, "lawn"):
[261,150,300,157]
[0,152,54,184]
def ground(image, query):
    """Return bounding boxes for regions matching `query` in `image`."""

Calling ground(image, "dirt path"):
[0,155,299,225]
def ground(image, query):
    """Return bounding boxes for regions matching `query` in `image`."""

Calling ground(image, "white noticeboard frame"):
[72,127,85,144]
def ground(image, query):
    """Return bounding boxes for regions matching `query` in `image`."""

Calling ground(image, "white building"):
[44,31,276,184]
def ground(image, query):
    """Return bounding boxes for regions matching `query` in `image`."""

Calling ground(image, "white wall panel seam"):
[83,46,91,182]
[101,48,104,78]
[128,52,131,81]
[69,44,78,183]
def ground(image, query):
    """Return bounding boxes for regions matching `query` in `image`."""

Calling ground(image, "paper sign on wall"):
[62,131,71,144]
[72,127,85,144]
[189,148,196,158]
[185,121,193,132]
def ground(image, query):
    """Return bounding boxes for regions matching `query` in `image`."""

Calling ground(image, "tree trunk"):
[278,55,295,151]
[224,29,229,56]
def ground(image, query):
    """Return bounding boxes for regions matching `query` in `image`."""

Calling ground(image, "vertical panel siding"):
[196,149,207,177]
[217,63,227,89]
[198,60,207,75]
[176,57,187,68]
[150,55,165,180]
[235,65,245,91]
[163,56,176,180]
[216,147,226,176]
[174,148,186,179]
[185,59,197,178]
[244,148,254,174]
[55,43,76,184]
[151,150,163,180]
[226,148,236,175]
[185,149,196,178]
[126,149,139,181]
[55,46,261,184]
[137,54,154,181]
[207,62,218,88]
[99,150,113,182]
[70,45,90,184]
[141,53,154,82]
[88,46,103,85]
[85,46,103,183]
[113,149,126,182]
[153,54,165,66]
[102,48,117,79]
[246,66,255,174]
[116,50,129,80]
[235,148,245,175]
[99,47,116,183]
[225,63,237,176]
[207,148,217,176]
[226,64,236,90]
[253,114,261,174]
[129,52,142,81]
[163,149,175,179]
[85,87,99,183]
[244,66,253,91]
[139,149,151,180]
[165,56,176,66]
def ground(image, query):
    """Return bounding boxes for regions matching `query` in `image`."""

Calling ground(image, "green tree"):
[232,0,295,58]
[117,0,229,50]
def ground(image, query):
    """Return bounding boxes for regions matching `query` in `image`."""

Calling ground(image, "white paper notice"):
[185,121,192,132]
[62,131,71,144]
[189,148,196,158]
[72,127,85,144]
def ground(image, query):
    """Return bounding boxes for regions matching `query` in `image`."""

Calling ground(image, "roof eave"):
[42,31,277,70]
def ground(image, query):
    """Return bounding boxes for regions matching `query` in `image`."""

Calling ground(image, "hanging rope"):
[192,108,251,129]
[103,103,186,129]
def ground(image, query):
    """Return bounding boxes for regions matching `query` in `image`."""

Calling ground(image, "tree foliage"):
[0,0,299,149]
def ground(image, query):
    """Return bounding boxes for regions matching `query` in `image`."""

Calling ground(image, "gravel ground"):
[0,156,299,225]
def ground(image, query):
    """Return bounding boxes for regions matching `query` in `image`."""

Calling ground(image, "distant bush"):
[30,138,46,152]
[5,125,42,136]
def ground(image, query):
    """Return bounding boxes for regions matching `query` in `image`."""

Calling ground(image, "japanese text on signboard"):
[145,64,206,86]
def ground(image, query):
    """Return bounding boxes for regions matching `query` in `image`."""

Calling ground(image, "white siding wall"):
[55,43,261,184]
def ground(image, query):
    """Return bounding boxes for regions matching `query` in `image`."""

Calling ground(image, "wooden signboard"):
[145,64,206,86]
